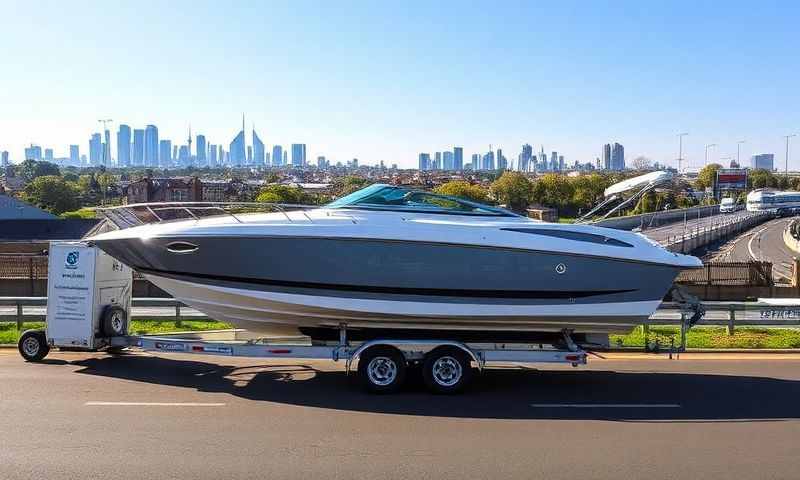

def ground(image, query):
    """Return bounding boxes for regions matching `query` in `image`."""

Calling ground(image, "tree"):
[17,159,60,181]
[696,163,722,190]
[433,181,489,203]
[748,169,778,189]
[21,175,79,214]
[530,173,574,212]
[630,155,653,170]
[255,185,317,204]
[333,176,370,197]
[490,172,534,212]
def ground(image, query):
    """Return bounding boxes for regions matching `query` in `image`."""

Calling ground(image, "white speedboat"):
[90,184,702,341]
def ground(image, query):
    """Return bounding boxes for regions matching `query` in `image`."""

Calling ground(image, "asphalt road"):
[710,216,797,282]
[2,349,799,480]
[640,210,752,244]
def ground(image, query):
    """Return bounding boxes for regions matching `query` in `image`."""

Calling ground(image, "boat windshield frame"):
[325,184,519,217]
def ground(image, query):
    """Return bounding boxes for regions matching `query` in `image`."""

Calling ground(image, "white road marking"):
[747,225,770,261]
[530,403,681,408]
[85,401,226,407]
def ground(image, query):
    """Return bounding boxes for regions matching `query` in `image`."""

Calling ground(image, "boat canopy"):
[326,184,517,217]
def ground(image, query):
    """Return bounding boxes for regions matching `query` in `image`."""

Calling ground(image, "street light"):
[737,140,746,167]
[785,134,797,177]
[677,132,688,173]
[704,143,717,166]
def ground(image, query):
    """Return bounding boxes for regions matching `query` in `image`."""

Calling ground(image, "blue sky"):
[1,0,798,168]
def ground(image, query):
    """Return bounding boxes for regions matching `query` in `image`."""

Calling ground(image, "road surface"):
[1,349,799,480]
[640,210,752,244]
[710,216,797,282]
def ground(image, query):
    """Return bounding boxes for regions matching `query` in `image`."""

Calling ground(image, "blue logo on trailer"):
[65,251,79,269]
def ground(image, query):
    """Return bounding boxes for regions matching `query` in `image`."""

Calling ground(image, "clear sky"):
[1,0,798,169]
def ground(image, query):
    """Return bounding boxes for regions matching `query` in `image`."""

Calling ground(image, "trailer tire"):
[18,330,49,362]
[102,306,128,337]
[357,346,407,394]
[422,346,473,394]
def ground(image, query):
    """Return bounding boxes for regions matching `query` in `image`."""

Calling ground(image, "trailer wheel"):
[102,306,128,337]
[422,346,474,394]
[18,330,50,362]
[357,346,407,394]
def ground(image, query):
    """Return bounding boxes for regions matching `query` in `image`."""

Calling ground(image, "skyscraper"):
[272,145,283,166]
[291,144,307,166]
[519,144,533,172]
[471,153,480,170]
[611,143,625,170]
[69,145,79,166]
[418,153,431,170]
[443,151,454,170]
[453,147,463,170]
[24,144,42,161]
[196,135,207,167]
[229,130,246,166]
[252,129,265,166]
[159,140,172,168]
[89,134,102,165]
[434,152,442,170]
[132,129,145,166]
[482,150,495,170]
[558,155,565,171]
[752,153,774,171]
[497,148,506,170]
[218,146,224,166]
[317,156,327,168]
[103,128,111,165]
[602,143,612,170]
[117,125,131,166]
[1,151,9,167]
[44,148,53,161]
[283,150,288,164]
[144,125,159,167]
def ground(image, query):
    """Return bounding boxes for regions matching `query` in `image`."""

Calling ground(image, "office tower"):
[602,143,612,170]
[453,147,463,170]
[218,146,224,166]
[208,144,217,167]
[611,143,625,170]
[117,125,131,166]
[434,152,441,170]
[317,156,326,168]
[144,125,159,167]
[69,145,79,166]
[159,140,172,168]
[272,145,283,166]
[1,151,8,167]
[103,128,111,165]
[471,153,480,170]
[43,148,53,162]
[229,121,246,166]
[558,155,565,171]
[291,144,307,166]
[443,151,454,170]
[519,144,533,172]
[89,135,102,165]
[752,153,775,171]
[178,145,190,164]
[265,152,270,164]
[496,148,506,170]
[418,153,431,170]
[252,130,265,166]
[351,158,358,168]
[24,144,42,161]
[247,146,253,164]
[548,151,557,171]
[482,150,495,170]
[132,129,145,166]
[196,134,207,167]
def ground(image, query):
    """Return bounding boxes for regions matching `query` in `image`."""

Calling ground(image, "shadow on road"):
[70,354,800,421]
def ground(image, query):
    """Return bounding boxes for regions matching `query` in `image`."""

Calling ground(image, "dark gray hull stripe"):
[137,267,637,300]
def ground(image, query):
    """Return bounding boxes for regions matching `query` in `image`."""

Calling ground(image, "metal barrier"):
[675,261,774,287]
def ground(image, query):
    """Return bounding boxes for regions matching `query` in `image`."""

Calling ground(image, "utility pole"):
[97,119,113,166]
[785,134,797,178]
[737,140,746,167]
[704,143,717,167]
[677,132,688,173]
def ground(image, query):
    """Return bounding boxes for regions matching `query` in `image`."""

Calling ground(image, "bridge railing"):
[675,261,774,287]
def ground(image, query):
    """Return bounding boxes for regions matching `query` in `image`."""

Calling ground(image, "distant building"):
[317,156,327,168]
[117,125,131,166]
[443,151,454,170]
[497,149,506,170]
[272,145,283,166]
[434,152,442,170]
[482,150,495,170]
[418,153,431,170]
[291,144,307,166]
[126,177,202,204]
[519,144,533,172]
[89,134,102,165]
[247,146,252,164]
[1,151,8,167]
[144,125,159,167]
[558,155,564,171]
[132,129,145,166]
[196,134,207,167]
[209,144,217,167]
[24,144,42,161]
[550,151,558,171]
[178,145,190,164]
[283,150,288,164]
[69,145,79,166]
[453,147,463,170]
[611,143,625,170]
[159,140,172,168]
[752,153,775,171]
[103,129,111,165]
[252,130,265,166]
[229,129,246,167]
[44,148,53,162]
[602,143,611,170]
[471,153,480,170]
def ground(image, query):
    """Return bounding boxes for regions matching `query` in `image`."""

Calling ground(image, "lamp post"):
[705,143,717,167]
[737,140,746,167]
[785,134,797,178]
[677,132,688,173]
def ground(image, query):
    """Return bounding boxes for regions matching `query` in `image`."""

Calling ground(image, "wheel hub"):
[366,356,397,386]
[22,337,40,357]
[432,356,462,387]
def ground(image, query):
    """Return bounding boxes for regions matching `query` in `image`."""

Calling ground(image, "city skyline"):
[1,1,798,168]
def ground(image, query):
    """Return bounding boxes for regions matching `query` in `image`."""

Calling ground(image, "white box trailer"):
[19,242,588,394]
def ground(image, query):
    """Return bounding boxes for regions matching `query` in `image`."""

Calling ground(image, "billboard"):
[716,168,748,189]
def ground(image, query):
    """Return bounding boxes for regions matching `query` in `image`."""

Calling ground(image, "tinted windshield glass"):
[326,184,515,217]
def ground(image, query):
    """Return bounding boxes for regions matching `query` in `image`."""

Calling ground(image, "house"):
[124,177,202,204]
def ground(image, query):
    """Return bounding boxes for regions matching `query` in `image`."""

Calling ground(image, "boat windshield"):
[326,184,516,217]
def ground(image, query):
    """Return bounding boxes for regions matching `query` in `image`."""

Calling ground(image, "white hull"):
[147,274,659,336]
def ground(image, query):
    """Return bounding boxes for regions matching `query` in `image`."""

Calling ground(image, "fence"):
[0,255,48,279]
[675,261,774,287]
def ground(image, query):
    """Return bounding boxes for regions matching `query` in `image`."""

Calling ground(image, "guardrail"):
[662,211,771,254]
